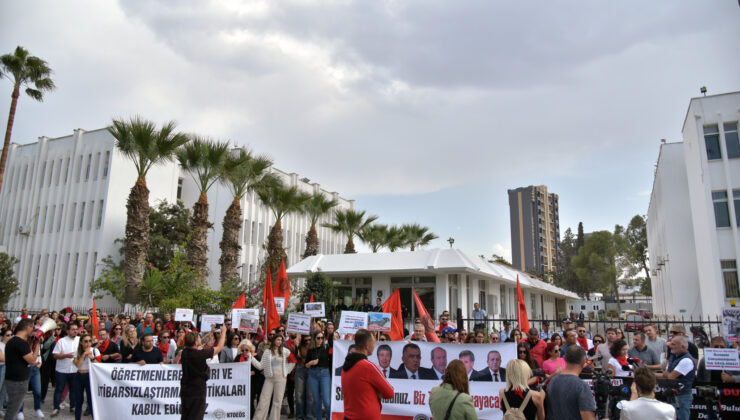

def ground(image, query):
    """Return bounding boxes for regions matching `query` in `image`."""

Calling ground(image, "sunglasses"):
[379,338,387,341]
[593,340,603,344]
[669,331,681,335]
[552,348,560,352]
[83,339,92,343]
[316,336,324,340]
[491,337,499,341]
[518,350,527,354]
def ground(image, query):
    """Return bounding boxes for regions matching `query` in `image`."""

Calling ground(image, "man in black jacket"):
[471,350,506,382]
[388,343,437,379]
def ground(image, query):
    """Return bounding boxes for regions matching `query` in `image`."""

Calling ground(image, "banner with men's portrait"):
[331,340,517,420]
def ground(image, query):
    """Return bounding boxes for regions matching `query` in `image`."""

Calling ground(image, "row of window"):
[704,122,740,160]
[721,260,740,298]
[711,190,740,228]
[6,151,110,192]
[25,251,98,299]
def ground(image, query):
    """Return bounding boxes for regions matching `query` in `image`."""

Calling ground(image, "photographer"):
[546,345,596,420]
[657,336,695,420]
[619,367,675,419]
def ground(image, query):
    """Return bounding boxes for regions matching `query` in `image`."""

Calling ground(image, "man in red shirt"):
[519,327,548,366]
[341,329,394,419]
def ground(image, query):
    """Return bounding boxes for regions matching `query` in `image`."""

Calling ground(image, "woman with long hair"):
[120,324,138,363]
[607,339,632,377]
[252,334,295,420]
[429,360,477,419]
[499,359,545,420]
[542,342,565,376]
[550,333,562,347]
[219,332,241,363]
[588,334,604,358]
[517,343,539,369]
[157,330,176,363]
[110,323,123,346]
[72,333,99,420]
[506,328,523,343]
[306,330,332,420]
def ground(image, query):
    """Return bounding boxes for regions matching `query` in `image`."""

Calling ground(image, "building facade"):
[0,128,351,311]
[648,91,740,317]
[508,185,560,274]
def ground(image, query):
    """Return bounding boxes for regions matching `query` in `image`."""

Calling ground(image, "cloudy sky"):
[1,1,739,260]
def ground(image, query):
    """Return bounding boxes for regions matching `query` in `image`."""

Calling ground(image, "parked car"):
[620,309,639,320]
[624,314,646,332]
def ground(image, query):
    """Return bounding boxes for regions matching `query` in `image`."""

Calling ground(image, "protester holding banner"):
[306,330,332,420]
[340,329,394,420]
[97,329,120,363]
[72,332,99,420]
[499,359,545,420]
[428,359,477,420]
[252,334,296,420]
[180,325,227,420]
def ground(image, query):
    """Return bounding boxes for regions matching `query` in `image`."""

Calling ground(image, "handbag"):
[444,391,461,420]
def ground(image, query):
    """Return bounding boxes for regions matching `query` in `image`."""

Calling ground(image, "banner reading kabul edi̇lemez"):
[90,362,250,420]
[331,340,516,420]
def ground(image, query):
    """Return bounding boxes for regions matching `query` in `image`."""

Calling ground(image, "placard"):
[723,307,740,342]
[200,314,225,332]
[286,313,312,335]
[174,308,193,322]
[367,312,392,331]
[304,302,325,317]
[337,311,367,334]
[274,297,286,315]
[705,347,740,370]
[232,309,259,332]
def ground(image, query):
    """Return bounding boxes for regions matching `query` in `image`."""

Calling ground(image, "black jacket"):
[471,367,506,382]
[389,363,438,380]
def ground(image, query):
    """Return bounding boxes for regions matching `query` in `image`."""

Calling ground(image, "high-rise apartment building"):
[508,185,560,273]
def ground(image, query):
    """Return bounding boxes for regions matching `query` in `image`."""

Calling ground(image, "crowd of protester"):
[0,307,738,420]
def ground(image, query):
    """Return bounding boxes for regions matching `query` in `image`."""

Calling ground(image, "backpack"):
[502,390,533,420]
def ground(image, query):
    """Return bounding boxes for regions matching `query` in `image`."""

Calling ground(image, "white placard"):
[304,302,325,317]
[91,361,250,419]
[367,312,392,332]
[704,347,740,370]
[174,308,193,322]
[286,313,312,335]
[723,307,740,342]
[337,311,368,334]
[200,314,225,332]
[274,297,286,315]
[231,309,259,332]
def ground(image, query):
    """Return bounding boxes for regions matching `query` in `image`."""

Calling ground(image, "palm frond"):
[304,192,338,226]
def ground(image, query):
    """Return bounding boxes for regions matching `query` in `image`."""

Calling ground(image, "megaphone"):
[33,318,58,342]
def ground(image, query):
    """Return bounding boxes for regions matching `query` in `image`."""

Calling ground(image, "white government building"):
[0,127,353,311]
[648,91,740,318]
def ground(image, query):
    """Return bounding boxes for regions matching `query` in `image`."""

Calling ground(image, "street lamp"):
[447,237,455,248]
[700,86,707,96]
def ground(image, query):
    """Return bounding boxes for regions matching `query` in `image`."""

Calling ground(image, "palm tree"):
[257,180,310,275]
[361,223,388,253]
[176,137,230,278]
[385,225,406,252]
[218,148,275,285]
[302,193,338,258]
[401,223,439,251]
[109,117,189,303]
[0,46,55,191]
[323,209,378,254]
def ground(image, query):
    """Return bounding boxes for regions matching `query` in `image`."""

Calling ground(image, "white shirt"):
[53,336,80,373]
[379,366,391,378]
[608,358,633,377]
[489,368,503,381]
[672,357,694,376]
[77,348,100,371]
[404,367,418,379]
[619,397,676,420]
[432,367,444,380]
[0,341,5,366]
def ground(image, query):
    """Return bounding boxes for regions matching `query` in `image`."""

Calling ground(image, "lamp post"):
[447,237,455,248]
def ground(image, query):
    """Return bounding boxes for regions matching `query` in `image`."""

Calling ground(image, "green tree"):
[177,137,230,278]
[302,193,338,258]
[384,225,406,252]
[0,252,20,308]
[109,117,189,303]
[218,148,275,285]
[257,180,310,275]
[0,46,55,191]
[553,227,582,294]
[323,209,378,254]
[148,200,191,271]
[571,230,621,311]
[295,270,336,310]
[488,254,514,267]
[576,222,585,251]
[361,224,389,253]
[400,223,439,251]
[614,215,651,296]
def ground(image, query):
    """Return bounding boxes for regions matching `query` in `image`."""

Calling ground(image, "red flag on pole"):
[382,289,404,341]
[516,275,530,333]
[232,291,246,309]
[91,300,100,340]
[262,267,273,310]
[274,259,291,303]
[309,294,314,303]
[263,268,280,335]
[412,288,440,343]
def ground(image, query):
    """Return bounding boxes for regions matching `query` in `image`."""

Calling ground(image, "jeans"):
[3,380,27,420]
[53,371,77,410]
[307,368,331,420]
[73,373,91,420]
[0,364,5,408]
[28,365,42,410]
[674,393,692,420]
[294,366,309,420]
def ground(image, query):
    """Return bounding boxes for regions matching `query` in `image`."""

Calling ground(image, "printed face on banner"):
[724,307,740,341]
[274,297,286,315]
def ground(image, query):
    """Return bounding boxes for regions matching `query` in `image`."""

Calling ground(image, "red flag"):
[382,289,404,341]
[516,275,530,333]
[91,300,100,340]
[263,269,280,335]
[309,294,314,303]
[232,291,246,309]
[412,288,440,343]
[274,259,291,303]
[262,267,273,310]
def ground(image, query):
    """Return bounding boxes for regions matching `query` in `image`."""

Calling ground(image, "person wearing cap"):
[442,327,456,343]
[499,320,512,342]
[558,318,573,338]
[539,321,553,341]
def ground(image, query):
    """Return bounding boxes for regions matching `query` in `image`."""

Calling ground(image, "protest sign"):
[274,297,286,315]
[232,309,259,332]
[331,340,515,419]
[367,312,392,332]
[304,302,325,317]
[337,311,367,334]
[200,314,225,332]
[287,313,312,335]
[90,362,250,419]
[174,308,193,322]
[705,347,740,370]
[724,307,740,342]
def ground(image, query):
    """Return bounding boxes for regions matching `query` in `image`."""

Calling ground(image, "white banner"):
[331,340,516,419]
[174,308,193,322]
[287,313,312,335]
[304,302,325,317]
[274,297,286,315]
[90,362,250,419]
[337,311,367,334]
[724,307,740,342]
[200,315,224,332]
[705,347,740,370]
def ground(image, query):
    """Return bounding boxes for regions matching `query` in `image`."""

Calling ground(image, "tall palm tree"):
[323,209,378,254]
[361,223,388,253]
[109,117,189,303]
[401,223,439,251]
[385,225,406,252]
[176,137,230,278]
[302,193,338,258]
[0,46,55,191]
[218,148,275,285]
[257,180,310,275]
